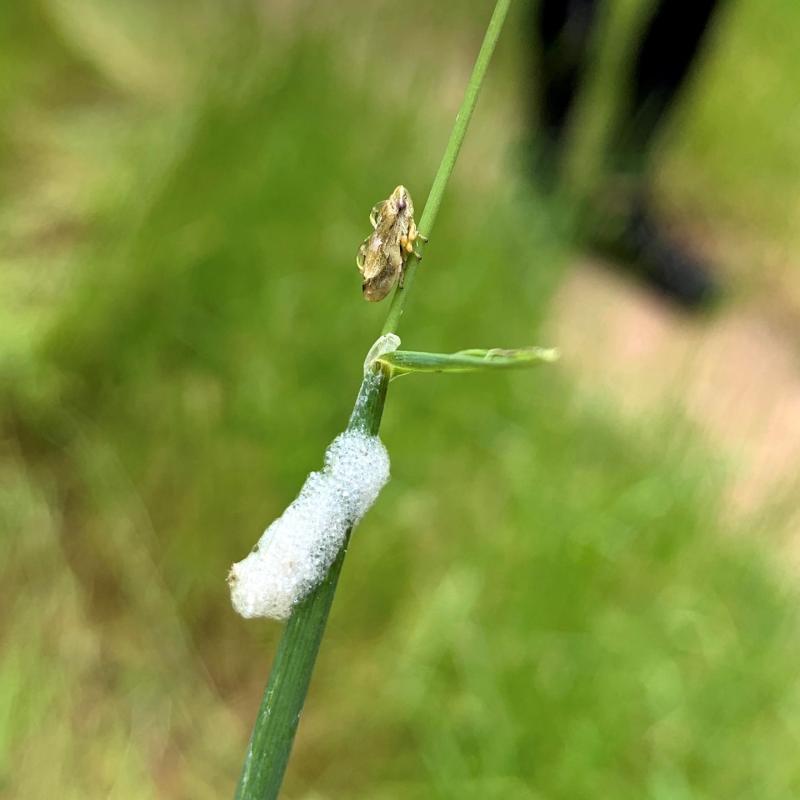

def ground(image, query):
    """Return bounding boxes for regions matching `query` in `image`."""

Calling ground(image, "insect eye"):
[397,198,407,211]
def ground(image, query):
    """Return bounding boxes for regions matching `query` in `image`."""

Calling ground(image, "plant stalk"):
[235,2,512,797]
[382,0,512,336]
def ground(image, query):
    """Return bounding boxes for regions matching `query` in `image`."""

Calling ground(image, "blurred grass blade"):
[377,346,559,377]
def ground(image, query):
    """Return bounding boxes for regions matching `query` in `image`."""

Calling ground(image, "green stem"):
[235,3,512,797]
[382,0,512,336]
[233,543,348,800]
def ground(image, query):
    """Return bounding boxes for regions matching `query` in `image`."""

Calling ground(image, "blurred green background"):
[3,1,800,798]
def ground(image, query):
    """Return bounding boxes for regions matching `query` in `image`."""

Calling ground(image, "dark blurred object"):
[531,0,724,309]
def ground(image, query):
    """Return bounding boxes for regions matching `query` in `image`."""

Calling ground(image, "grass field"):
[3,1,800,797]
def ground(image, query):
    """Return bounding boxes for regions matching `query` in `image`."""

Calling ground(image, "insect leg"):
[409,221,428,244]
[408,221,424,258]
[356,240,368,270]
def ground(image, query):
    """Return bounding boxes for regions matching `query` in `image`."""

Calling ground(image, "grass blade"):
[378,346,559,377]
[235,2,513,797]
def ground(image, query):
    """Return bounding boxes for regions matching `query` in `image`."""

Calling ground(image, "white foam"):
[228,430,391,620]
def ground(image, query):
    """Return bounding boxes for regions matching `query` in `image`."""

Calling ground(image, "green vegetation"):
[2,1,800,798]
[235,6,520,794]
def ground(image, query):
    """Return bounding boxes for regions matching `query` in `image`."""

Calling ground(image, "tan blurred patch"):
[547,259,800,536]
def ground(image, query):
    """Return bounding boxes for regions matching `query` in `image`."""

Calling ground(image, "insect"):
[356,185,426,302]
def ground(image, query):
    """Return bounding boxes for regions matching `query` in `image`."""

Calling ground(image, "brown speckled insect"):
[356,185,426,302]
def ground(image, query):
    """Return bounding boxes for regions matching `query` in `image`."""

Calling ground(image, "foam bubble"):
[228,430,390,620]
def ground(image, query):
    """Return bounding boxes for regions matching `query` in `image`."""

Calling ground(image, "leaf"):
[375,346,559,378]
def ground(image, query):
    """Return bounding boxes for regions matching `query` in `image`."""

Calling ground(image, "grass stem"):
[381,0,512,336]
[235,3,512,796]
